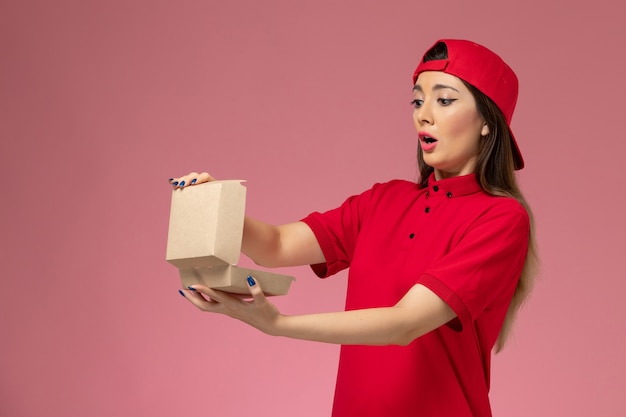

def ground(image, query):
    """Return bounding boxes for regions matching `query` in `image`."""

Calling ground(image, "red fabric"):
[301,173,529,417]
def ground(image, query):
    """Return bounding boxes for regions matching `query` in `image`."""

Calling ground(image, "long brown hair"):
[417,42,539,352]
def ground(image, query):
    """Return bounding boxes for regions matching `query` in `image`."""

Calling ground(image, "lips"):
[419,132,438,151]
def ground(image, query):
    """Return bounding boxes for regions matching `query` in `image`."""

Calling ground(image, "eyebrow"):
[413,83,460,93]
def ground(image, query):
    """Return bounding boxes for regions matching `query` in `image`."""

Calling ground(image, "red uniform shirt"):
[301,173,529,417]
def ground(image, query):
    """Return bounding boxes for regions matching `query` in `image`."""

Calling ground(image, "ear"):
[481,123,490,137]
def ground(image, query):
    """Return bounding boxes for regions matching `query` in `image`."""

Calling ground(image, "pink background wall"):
[1,0,625,416]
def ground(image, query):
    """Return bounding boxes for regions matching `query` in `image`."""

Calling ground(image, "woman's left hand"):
[179,277,282,336]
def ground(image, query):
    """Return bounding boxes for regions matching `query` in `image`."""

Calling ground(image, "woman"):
[173,39,538,417]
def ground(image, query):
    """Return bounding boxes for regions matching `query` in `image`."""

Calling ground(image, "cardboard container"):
[166,180,294,296]
[166,180,246,268]
[179,265,294,296]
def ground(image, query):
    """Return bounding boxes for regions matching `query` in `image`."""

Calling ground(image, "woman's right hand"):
[168,172,215,189]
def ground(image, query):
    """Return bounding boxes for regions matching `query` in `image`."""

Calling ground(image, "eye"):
[410,99,423,108]
[438,98,456,106]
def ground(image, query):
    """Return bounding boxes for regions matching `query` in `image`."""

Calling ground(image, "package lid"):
[166,180,246,268]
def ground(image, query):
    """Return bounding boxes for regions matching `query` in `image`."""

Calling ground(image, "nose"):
[413,101,433,127]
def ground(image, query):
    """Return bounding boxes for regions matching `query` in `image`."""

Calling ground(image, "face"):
[412,71,489,180]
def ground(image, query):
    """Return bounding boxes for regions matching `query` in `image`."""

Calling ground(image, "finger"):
[180,287,223,312]
[169,172,199,188]
[169,172,217,189]
[169,176,185,188]
[177,172,199,188]
[188,285,246,311]
[246,275,267,305]
[188,284,225,301]
[196,172,216,183]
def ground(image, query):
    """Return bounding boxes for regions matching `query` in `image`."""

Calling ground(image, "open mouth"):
[421,135,438,144]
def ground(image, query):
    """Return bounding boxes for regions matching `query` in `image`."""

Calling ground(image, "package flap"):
[166,180,246,268]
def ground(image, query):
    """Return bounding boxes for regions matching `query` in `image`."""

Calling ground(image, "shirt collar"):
[425,172,482,198]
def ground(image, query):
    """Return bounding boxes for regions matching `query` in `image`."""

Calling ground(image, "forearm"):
[268,284,456,346]
[183,279,455,347]
[272,307,420,346]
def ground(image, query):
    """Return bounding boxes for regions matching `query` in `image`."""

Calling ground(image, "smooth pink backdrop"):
[2,1,625,416]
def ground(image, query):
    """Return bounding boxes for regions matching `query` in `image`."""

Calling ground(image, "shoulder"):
[351,179,423,210]
[368,179,420,197]
[470,194,530,234]
[339,179,420,205]
[325,179,422,222]
[484,195,528,221]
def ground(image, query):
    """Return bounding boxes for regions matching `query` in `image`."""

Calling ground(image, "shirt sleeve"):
[300,186,378,278]
[417,199,530,325]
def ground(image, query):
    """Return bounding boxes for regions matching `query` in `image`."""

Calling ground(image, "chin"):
[422,156,443,170]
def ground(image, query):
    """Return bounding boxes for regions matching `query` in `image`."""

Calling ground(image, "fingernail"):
[191,178,197,184]
[179,181,186,187]
[187,286,196,291]
[178,289,185,297]
[172,181,179,186]
[247,276,256,286]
